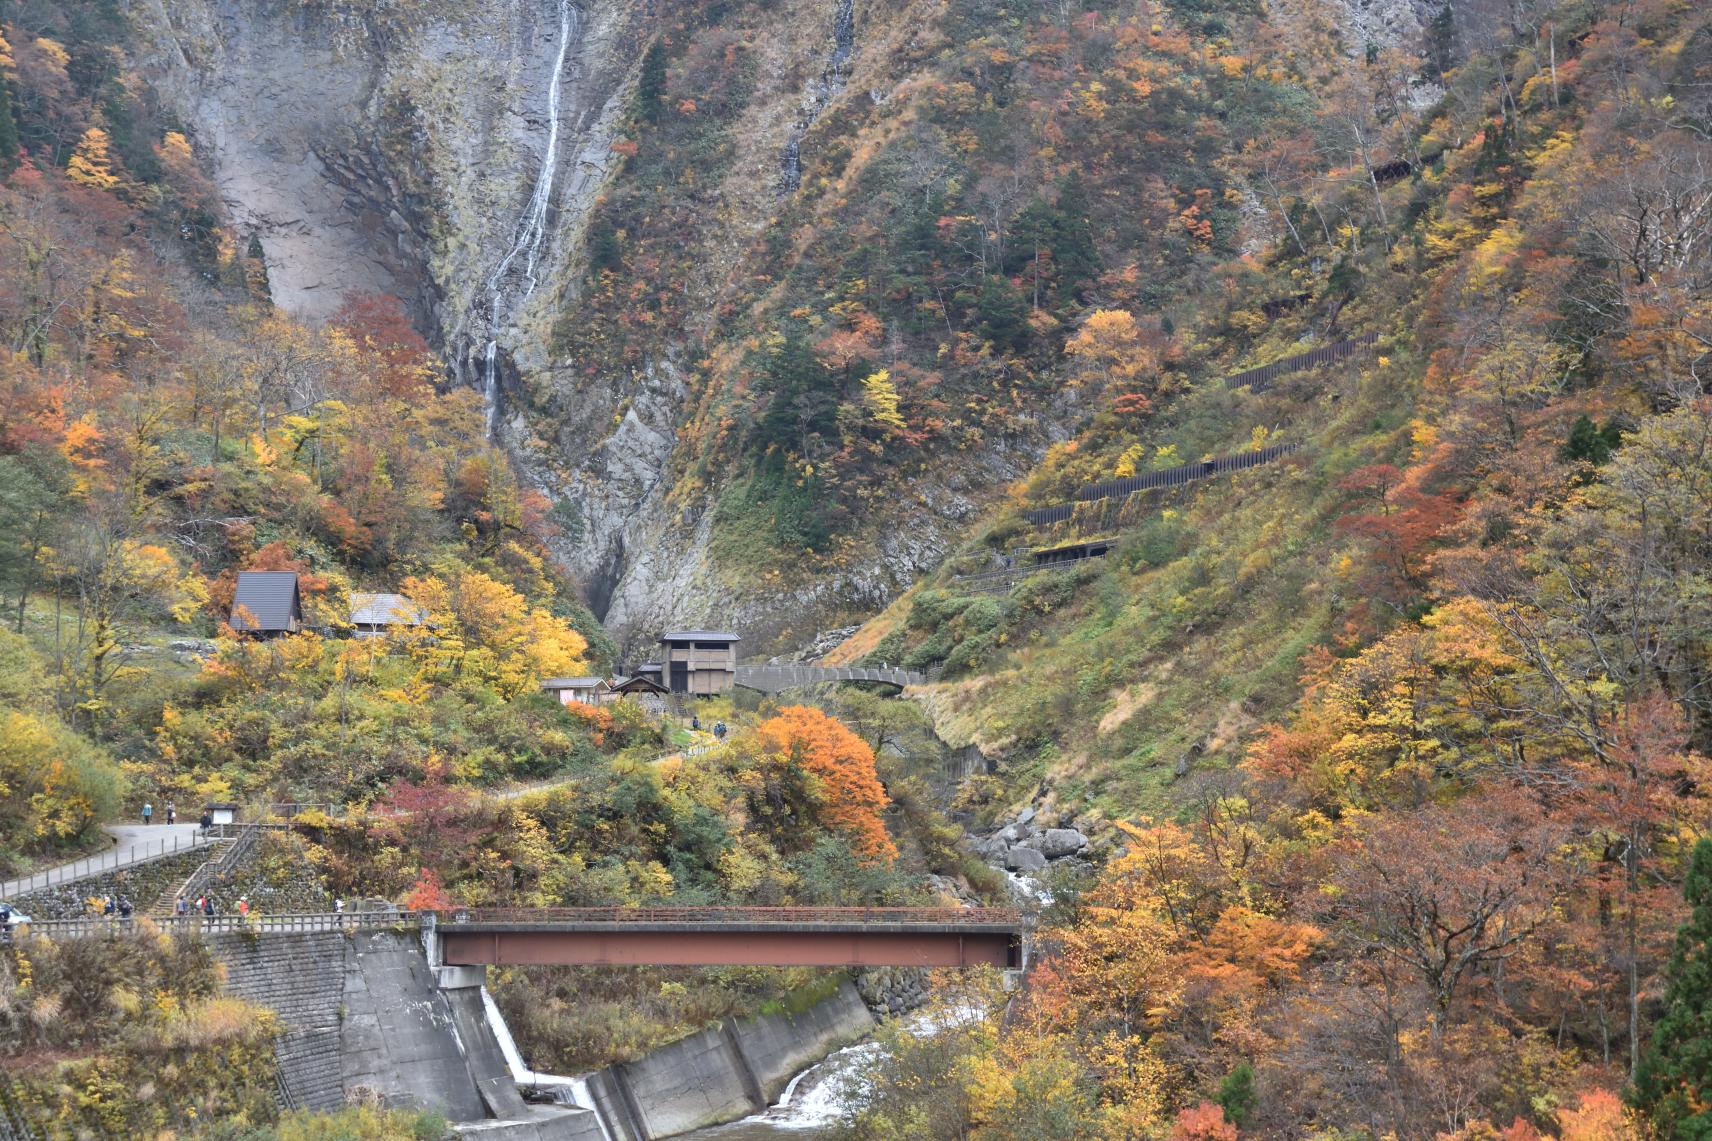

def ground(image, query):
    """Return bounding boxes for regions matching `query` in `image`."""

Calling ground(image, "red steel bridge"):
[437,907,1023,969]
[17,906,1025,969]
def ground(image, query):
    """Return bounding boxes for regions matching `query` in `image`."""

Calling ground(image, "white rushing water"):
[692,1002,989,1138]
[482,0,580,437]
[480,986,614,1141]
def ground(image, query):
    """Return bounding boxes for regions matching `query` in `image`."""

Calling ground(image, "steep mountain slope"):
[531,0,1396,651]
[130,0,645,375]
[827,0,1712,824]
[816,0,1712,1134]
[127,0,1506,655]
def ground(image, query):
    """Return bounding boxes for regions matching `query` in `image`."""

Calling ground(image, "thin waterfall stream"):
[482,0,580,438]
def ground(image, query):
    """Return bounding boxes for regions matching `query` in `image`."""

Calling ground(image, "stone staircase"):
[148,825,264,918]
[146,839,234,918]
[208,930,348,1111]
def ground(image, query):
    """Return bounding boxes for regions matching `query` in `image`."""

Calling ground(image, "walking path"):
[0,824,212,899]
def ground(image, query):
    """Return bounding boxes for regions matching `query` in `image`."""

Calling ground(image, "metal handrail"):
[11,905,1023,941]
[0,830,221,900]
[16,911,408,938]
[173,825,263,907]
[446,906,1021,926]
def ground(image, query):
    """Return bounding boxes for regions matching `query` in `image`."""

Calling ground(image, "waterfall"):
[482,0,581,438]
[480,986,614,1141]
[776,0,855,196]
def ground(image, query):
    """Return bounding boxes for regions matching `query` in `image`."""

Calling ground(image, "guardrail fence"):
[0,831,220,898]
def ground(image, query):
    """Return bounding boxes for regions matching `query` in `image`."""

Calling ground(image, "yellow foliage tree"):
[66,126,121,192]
[861,369,908,433]
[403,568,587,698]
[1066,310,1155,383]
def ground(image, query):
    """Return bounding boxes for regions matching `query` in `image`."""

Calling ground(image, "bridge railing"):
[12,910,414,940]
[446,905,1020,926]
[9,905,1023,941]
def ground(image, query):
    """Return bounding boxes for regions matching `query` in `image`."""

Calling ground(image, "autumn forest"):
[2,0,1712,1136]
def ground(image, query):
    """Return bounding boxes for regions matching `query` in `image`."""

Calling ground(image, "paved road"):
[0,823,213,899]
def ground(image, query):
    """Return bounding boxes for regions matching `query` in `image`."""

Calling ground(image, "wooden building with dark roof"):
[658,630,740,695]
[230,571,303,636]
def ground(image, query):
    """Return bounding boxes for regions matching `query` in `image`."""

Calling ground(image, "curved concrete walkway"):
[0,823,213,899]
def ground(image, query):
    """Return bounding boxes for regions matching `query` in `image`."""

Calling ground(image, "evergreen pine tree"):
[1052,169,1100,293]
[586,215,621,275]
[0,81,21,177]
[1217,1062,1257,1127]
[1632,837,1712,1139]
[637,41,669,126]
[1560,415,1624,465]
[976,275,1029,352]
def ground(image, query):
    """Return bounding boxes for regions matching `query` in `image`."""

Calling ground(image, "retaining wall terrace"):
[209,930,347,1110]
[212,929,603,1138]
[10,846,211,918]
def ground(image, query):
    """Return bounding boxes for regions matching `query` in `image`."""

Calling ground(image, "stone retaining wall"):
[10,846,211,919]
[208,930,349,1110]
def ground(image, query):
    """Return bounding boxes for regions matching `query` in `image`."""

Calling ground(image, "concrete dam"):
[201,926,878,1139]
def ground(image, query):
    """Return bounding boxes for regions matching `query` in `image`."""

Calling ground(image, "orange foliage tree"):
[753,705,897,863]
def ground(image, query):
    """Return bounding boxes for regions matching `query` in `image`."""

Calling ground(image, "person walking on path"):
[202,896,215,917]
[141,802,153,825]
[166,803,176,825]
[175,895,187,916]
[237,896,250,918]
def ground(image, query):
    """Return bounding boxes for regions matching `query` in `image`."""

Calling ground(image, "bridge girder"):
[441,924,1019,968]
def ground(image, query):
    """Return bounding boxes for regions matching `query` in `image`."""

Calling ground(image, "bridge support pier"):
[437,964,487,990]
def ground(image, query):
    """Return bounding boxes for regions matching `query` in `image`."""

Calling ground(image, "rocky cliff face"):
[508,0,1090,656]
[134,0,644,387]
[134,0,969,654]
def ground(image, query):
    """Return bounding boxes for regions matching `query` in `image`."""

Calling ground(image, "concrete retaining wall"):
[212,927,602,1139]
[453,1109,609,1141]
[734,979,875,1102]
[212,929,870,1141]
[592,979,875,1139]
[339,930,496,1120]
[210,930,348,1110]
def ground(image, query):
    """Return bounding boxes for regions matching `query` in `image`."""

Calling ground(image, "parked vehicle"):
[0,903,31,940]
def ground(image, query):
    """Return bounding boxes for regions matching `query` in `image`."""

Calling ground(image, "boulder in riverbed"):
[1039,829,1088,859]
[1007,846,1048,872]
